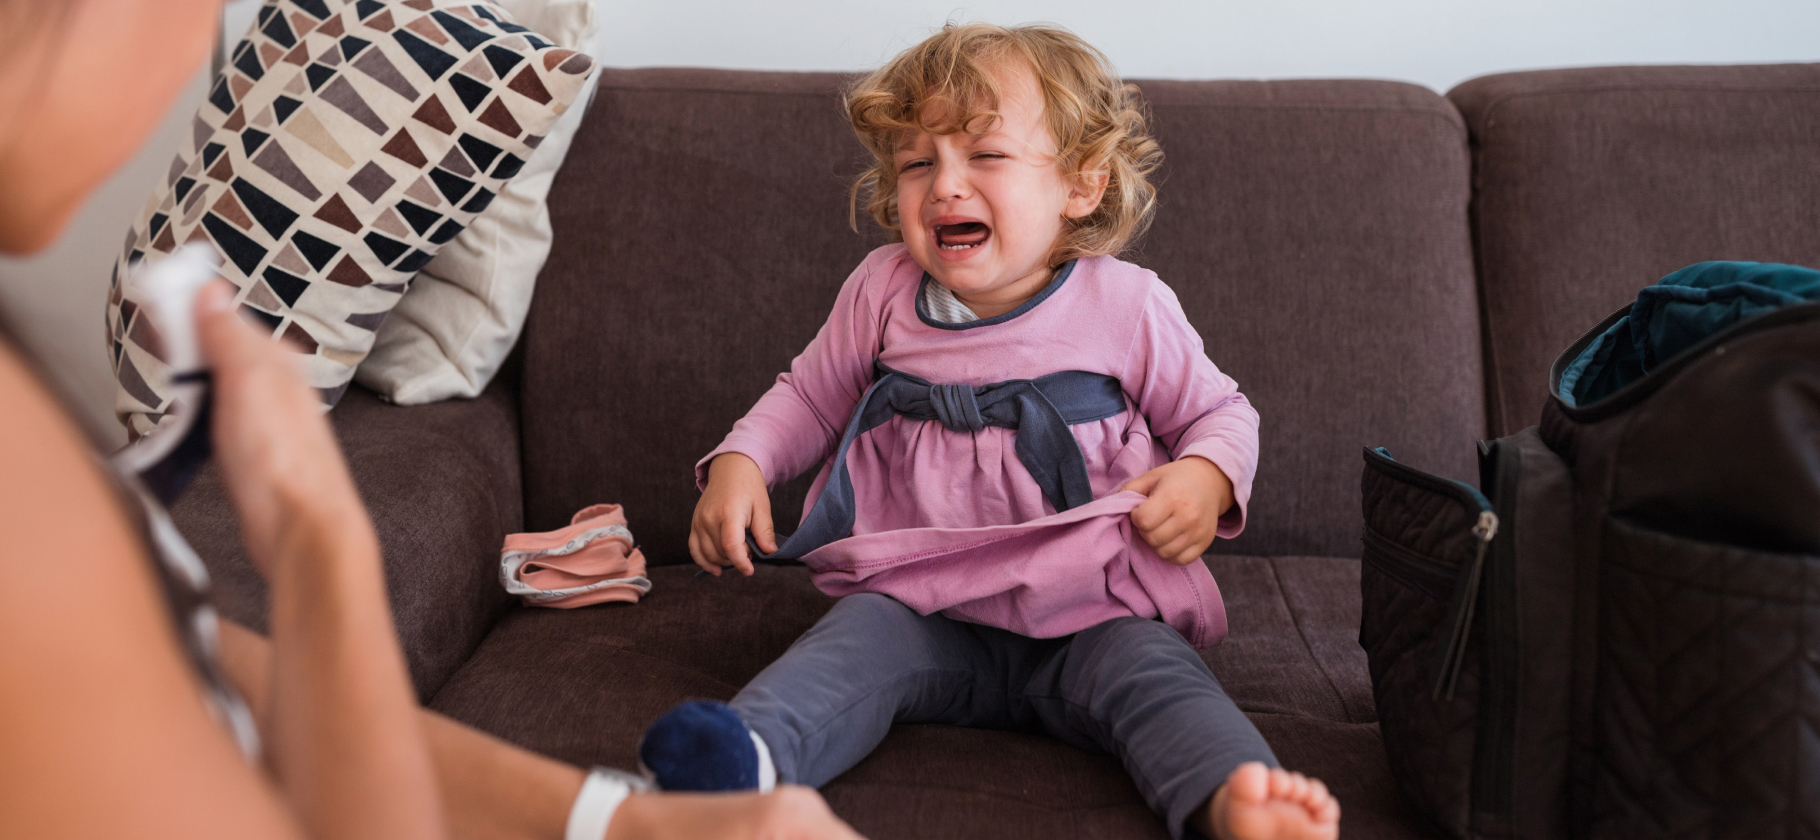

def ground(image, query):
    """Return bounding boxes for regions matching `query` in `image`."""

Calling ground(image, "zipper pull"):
[1433,510,1500,701]
[1472,510,1499,542]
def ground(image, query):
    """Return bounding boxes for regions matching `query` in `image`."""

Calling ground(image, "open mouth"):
[934,222,991,251]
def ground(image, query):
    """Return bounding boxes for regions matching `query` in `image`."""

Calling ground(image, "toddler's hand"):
[690,453,776,577]
[1119,456,1234,565]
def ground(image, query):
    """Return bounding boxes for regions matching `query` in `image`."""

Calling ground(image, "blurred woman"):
[0,2,859,838]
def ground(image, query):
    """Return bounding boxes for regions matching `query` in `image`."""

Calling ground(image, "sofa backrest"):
[1451,64,1820,436]
[527,68,1482,561]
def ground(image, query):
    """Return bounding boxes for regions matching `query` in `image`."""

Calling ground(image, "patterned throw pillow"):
[355,0,602,406]
[107,0,595,439]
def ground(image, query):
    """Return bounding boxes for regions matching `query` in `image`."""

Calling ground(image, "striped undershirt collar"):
[921,280,980,323]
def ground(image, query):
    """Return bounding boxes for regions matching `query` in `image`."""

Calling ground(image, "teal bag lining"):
[1559,261,1820,407]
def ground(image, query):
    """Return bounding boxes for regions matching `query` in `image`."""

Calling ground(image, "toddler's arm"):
[1117,280,1261,559]
[691,452,773,576]
[690,255,889,573]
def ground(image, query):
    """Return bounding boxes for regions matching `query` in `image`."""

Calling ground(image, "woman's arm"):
[0,342,301,839]
[219,619,579,840]
[217,620,865,840]
[197,284,444,840]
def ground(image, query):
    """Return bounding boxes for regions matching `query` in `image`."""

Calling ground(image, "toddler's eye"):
[898,160,931,174]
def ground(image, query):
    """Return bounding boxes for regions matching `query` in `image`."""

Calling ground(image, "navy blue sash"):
[753,363,1127,560]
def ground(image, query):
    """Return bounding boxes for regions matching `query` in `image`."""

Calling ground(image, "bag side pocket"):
[1360,447,1496,839]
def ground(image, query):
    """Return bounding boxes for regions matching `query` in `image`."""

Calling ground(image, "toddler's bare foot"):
[1201,762,1340,840]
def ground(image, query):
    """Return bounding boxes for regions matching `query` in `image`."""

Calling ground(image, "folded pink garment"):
[801,491,1227,649]
[501,504,653,608]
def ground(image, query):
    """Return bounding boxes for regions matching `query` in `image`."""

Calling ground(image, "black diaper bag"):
[1359,262,1820,840]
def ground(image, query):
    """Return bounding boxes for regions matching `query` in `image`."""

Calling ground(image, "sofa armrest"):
[171,380,524,701]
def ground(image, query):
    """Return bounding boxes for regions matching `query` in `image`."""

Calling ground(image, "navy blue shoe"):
[637,700,774,792]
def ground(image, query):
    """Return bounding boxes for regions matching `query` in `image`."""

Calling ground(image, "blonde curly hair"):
[845,22,1163,267]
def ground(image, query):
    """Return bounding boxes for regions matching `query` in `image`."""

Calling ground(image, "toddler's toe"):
[1226,761,1271,806]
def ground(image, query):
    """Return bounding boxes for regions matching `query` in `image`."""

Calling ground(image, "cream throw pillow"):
[354,0,602,404]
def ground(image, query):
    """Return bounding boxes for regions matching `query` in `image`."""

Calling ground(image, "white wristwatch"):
[565,766,654,840]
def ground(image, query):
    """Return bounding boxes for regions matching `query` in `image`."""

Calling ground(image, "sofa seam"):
[598,84,1467,128]
[823,779,1152,812]
[1468,84,1820,133]
[570,644,743,689]
[1148,101,1465,132]
[1265,557,1357,724]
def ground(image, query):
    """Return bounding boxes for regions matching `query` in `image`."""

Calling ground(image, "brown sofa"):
[171,62,1820,839]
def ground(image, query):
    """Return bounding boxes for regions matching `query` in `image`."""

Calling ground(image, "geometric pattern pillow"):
[106,0,595,439]
[355,0,602,406]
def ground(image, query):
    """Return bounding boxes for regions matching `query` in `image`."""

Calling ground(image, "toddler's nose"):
[930,161,970,202]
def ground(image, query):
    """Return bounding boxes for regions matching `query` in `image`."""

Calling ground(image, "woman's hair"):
[845,22,1164,266]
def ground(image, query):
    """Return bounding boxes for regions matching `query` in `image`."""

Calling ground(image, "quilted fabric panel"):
[1359,458,1486,838]
[1593,516,1820,839]
[106,0,595,438]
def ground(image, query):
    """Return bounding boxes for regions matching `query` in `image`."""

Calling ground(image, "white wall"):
[0,70,210,448]
[3,0,1815,444]
[604,0,1820,92]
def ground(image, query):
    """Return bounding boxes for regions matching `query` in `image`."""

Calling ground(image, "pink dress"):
[698,245,1258,648]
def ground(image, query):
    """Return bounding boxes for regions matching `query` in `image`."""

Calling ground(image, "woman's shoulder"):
[0,339,165,660]
[0,343,117,498]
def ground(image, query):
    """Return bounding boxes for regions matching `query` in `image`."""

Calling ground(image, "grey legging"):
[730,593,1276,839]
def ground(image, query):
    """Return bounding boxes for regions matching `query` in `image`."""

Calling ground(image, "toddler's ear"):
[1065,159,1111,219]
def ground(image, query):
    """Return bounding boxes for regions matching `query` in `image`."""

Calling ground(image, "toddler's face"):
[893,61,1102,312]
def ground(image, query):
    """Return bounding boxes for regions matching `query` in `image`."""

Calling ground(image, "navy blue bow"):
[750,363,1127,561]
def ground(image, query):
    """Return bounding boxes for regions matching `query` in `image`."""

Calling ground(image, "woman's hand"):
[1119,456,1234,565]
[690,453,776,577]
[195,281,377,577]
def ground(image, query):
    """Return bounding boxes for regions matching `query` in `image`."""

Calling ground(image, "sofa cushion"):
[819,716,1439,840]
[524,70,1482,562]
[1127,80,1482,558]
[1205,555,1376,725]
[172,380,523,699]
[521,69,877,555]
[1449,63,1820,435]
[429,558,1433,838]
